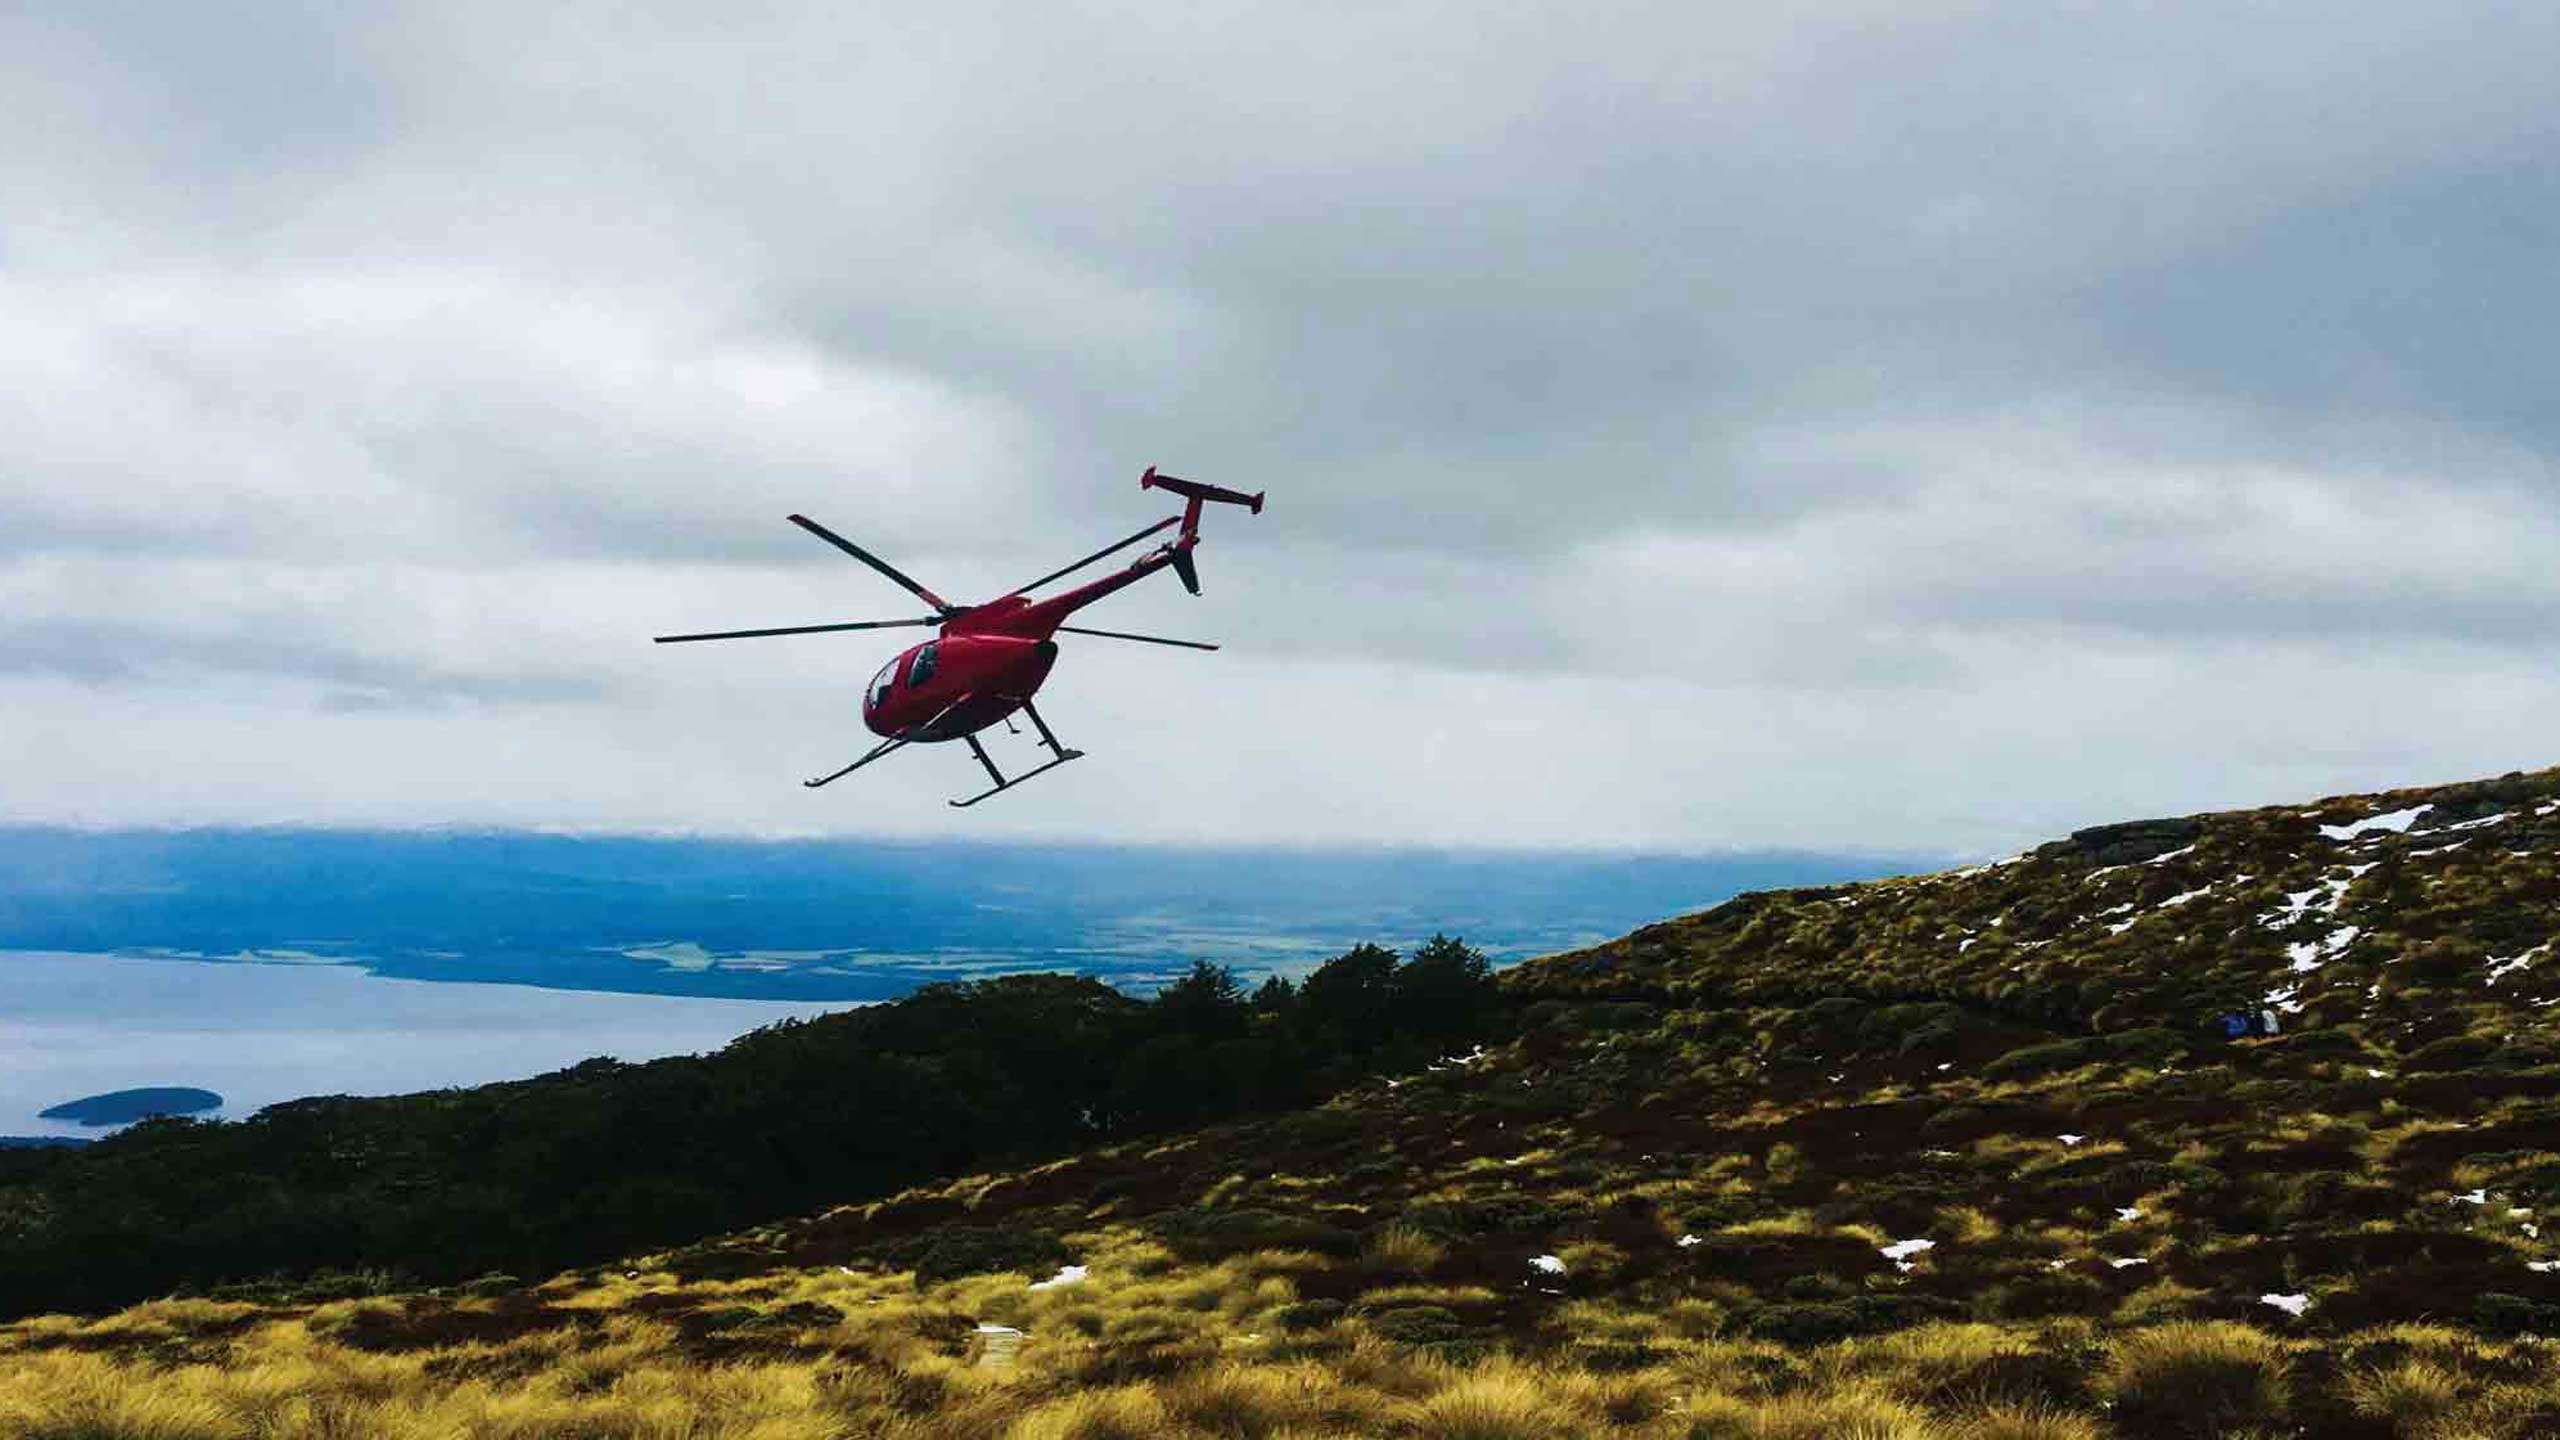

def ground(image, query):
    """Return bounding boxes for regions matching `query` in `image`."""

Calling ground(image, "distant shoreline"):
[0,828,1912,1001]
[0,950,869,1140]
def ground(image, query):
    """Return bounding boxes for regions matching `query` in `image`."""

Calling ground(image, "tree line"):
[0,936,1501,1317]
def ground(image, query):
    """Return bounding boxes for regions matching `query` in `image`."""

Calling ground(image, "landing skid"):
[950,701,1085,807]
[804,697,966,788]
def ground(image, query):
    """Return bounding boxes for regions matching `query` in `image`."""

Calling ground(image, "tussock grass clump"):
[1833,1323,2088,1410]
[2101,1321,2290,1439]
[1002,1383,1173,1440]
[1363,1221,1447,1276]
[1670,1337,1806,1400]
[1945,1404,2105,1440]
[1690,1385,1936,1439]
[2343,1357,2466,1434]
[1403,1363,1573,1440]
[1324,1334,1445,1400]
[1158,1360,1390,1436]
[1546,1365,1677,1425]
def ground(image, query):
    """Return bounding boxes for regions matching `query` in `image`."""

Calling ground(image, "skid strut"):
[804,733,911,789]
[804,697,966,789]
[950,700,1084,807]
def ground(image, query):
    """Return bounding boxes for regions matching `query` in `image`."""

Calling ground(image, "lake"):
[0,950,855,1140]
[0,829,1915,1134]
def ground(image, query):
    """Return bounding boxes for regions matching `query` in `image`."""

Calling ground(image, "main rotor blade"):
[1056,624,1219,651]
[654,617,938,644]
[787,514,955,614]
[1005,517,1179,597]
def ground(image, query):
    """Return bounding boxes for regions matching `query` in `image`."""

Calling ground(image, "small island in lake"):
[38,1087,224,1127]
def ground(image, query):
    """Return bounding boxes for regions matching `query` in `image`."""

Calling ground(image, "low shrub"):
[891,1224,1071,1287]
[1153,1207,1359,1260]
[2469,1292,2560,1338]
[1743,1302,1863,1346]
[1274,1299,1347,1331]
[1982,1029,2186,1082]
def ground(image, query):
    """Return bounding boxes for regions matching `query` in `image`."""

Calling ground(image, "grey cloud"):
[713,3,2560,560]
[2094,163,2560,449]
[0,617,612,709]
[26,1,2560,559]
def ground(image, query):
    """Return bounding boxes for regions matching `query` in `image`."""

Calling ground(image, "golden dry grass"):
[2100,1321,2290,1440]
[1361,1223,1447,1277]
[13,1283,2560,1440]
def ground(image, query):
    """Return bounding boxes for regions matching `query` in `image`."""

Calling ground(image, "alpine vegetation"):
[6,767,2560,1436]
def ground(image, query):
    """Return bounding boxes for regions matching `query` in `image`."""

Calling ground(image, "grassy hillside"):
[6,766,2559,1437]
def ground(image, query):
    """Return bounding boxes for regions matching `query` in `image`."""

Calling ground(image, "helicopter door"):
[907,641,940,686]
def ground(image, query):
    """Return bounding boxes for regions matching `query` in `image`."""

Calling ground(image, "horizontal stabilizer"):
[1141,466,1263,515]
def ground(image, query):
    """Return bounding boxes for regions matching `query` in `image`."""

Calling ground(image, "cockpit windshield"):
[866,658,898,711]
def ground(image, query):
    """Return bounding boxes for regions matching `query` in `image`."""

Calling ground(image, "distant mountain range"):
[0,828,1908,998]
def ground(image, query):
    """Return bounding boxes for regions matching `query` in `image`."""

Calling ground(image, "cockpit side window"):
[907,641,940,686]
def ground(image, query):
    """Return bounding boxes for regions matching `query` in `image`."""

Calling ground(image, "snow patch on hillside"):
[2321,807,2428,841]
[2289,926,2361,974]
[2266,877,2352,928]
[2489,945,2551,986]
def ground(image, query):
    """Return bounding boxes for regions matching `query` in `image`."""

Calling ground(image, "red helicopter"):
[655,467,1264,806]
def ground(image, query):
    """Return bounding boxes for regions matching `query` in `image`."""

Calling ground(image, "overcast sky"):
[3,2,2555,855]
